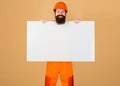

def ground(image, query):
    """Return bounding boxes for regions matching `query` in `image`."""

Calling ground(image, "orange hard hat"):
[53,2,68,12]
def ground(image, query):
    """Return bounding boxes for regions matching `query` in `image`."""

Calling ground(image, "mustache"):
[56,15,65,18]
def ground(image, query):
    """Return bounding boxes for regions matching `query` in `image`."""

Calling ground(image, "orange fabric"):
[68,75,74,86]
[53,2,68,12]
[45,62,74,86]
[45,76,51,86]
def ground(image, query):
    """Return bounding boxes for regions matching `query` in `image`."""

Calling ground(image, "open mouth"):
[58,15,64,18]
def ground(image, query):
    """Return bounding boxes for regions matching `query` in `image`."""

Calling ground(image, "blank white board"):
[27,21,95,62]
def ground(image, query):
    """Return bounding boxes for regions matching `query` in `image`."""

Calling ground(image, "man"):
[41,2,79,86]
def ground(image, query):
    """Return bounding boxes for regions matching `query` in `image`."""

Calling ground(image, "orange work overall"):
[45,62,74,86]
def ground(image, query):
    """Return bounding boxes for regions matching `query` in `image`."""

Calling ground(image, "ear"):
[54,10,56,15]
[65,10,67,13]
[54,10,56,13]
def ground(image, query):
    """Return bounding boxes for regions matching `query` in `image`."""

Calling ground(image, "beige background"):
[0,0,120,86]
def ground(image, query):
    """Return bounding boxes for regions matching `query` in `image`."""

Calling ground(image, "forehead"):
[56,9,65,12]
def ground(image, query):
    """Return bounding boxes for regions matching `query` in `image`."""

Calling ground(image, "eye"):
[56,10,60,13]
[62,11,64,13]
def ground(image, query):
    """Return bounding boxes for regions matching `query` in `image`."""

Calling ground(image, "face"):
[55,9,66,24]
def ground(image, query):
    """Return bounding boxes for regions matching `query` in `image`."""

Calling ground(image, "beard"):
[55,15,66,24]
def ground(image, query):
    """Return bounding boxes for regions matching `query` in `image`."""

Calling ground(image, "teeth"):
[59,16,63,18]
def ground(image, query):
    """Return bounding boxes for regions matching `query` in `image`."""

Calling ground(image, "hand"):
[40,19,48,23]
[74,19,80,24]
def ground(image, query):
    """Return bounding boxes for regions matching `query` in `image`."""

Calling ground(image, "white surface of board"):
[27,21,95,62]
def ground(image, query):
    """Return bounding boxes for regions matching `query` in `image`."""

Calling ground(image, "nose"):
[59,11,62,15]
